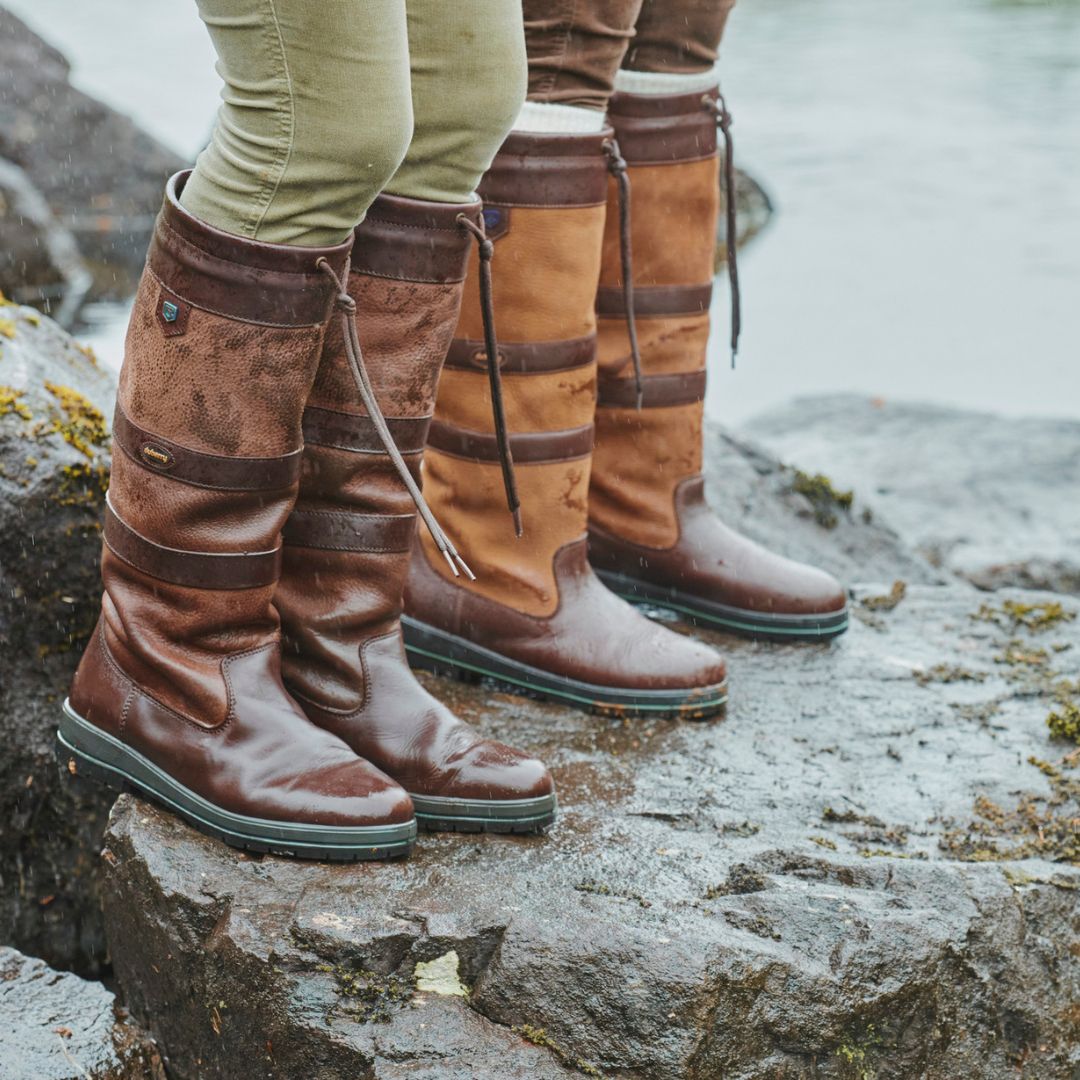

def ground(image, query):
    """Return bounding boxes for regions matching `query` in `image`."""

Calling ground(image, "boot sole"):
[401,616,728,720]
[57,701,417,862]
[410,792,557,835]
[594,570,850,642]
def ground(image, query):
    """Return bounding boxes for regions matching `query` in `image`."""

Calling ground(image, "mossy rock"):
[0,297,116,975]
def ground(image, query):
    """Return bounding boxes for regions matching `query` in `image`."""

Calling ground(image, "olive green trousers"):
[181,0,526,246]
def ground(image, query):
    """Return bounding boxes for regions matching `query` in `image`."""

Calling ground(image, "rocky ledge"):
[2,310,1079,1078]
[745,394,1080,597]
[102,580,1080,1079]
[0,946,160,1080]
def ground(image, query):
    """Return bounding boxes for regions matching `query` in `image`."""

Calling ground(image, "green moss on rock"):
[791,469,854,529]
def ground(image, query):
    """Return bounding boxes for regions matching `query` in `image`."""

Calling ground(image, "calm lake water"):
[9,0,1080,423]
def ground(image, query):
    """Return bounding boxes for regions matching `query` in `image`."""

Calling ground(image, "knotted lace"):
[456,212,523,537]
[704,91,741,367]
[602,138,645,409]
[317,257,475,579]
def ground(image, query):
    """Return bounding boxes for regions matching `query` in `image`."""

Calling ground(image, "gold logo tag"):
[140,444,174,469]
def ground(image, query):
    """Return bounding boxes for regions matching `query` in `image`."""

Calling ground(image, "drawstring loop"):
[703,91,741,367]
[316,257,475,580]
[457,212,523,537]
[602,138,644,409]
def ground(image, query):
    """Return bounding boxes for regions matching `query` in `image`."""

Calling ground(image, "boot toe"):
[448,740,554,802]
[301,758,415,828]
[755,557,848,617]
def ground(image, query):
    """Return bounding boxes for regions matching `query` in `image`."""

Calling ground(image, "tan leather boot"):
[61,173,416,861]
[402,131,728,719]
[588,90,849,642]
[275,195,555,834]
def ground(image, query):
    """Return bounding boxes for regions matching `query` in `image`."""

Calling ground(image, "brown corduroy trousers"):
[523,0,737,111]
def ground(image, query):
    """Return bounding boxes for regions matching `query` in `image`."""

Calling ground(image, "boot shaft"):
[591,90,720,550]
[421,130,613,617]
[79,172,350,730]
[278,195,480,713]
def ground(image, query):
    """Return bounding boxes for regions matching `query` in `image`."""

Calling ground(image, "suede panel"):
[420,449,591,617]
[432,364,597,435]
[591,400,703,548]
[598,158,719,288]
[596,310,710,378]
[455,204,606,343]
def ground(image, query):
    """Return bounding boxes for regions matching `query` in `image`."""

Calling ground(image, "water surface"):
[9,0,1079,423]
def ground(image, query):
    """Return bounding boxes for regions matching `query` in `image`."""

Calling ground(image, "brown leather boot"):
[401,131,728,719]
[274,195,556,834]
[588,90,849,642]
[60,172,416,861]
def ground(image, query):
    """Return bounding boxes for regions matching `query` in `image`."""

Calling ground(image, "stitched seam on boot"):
[97,624,230,735]
[286,628,404,719]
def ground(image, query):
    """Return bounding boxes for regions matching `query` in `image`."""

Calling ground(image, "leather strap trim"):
[606,89,719,164]
[103,497,281,591]
[150,172,348,328]
[282,510,415,553]
[427,420,594,464]
[597,370,706,409]
[112,405,302,491]
[444,335,595,375]
[350,194,479,284]
[302,406,431,455]
[596,283,713,318]
[479,131,612,207]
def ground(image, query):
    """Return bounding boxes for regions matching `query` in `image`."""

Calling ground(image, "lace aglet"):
[441,548,461,578]
[511,506,524,538]
[730,346,738,370]
[455,553,476,581]
[635,384,645,410]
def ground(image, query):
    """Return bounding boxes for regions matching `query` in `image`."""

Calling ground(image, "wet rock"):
[0,158,92,327]
[0,946,160,1080]
[0,301,115,974]
[703,422,941,588]
[0,8,184,308]
[102,585,1080,1079]
[743,394,1080,596]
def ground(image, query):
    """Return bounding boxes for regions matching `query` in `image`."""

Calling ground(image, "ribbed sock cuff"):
[514,100,608,134]
[613,65,721,97]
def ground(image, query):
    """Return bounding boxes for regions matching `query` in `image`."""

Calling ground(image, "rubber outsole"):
[401,616,728,720]
[58,701,416,862]
[593,570,850,643]
[411,791,557,834]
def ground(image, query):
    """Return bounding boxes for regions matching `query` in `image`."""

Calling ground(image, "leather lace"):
[602,138,645,409]
[456,213,523,537]
[317,258,475,579]
[703,91,741,366]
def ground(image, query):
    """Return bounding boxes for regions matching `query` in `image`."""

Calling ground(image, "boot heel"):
[55,730,125,799]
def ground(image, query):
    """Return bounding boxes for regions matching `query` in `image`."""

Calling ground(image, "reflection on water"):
[710,0,1080,421]
[7,0,1079,422]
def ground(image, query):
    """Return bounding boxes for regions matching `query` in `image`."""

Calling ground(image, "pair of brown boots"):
[62,90,845,861]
